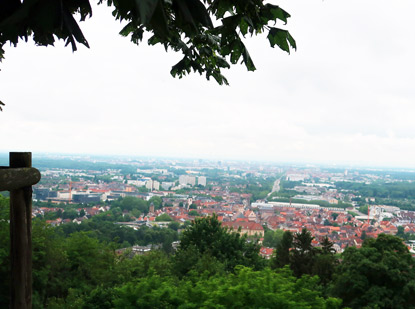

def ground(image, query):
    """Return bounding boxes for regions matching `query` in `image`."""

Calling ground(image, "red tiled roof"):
[222,221,264,231]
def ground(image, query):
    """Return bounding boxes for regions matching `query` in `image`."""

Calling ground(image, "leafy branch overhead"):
[0,0,296,86]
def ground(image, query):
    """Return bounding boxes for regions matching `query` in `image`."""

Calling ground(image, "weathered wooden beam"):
[0,167,40,191]
[9,152,33,309]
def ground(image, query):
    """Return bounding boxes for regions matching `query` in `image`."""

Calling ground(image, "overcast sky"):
[1,1,415,168]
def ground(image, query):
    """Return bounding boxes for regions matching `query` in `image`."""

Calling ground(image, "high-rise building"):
[198,176,207,186]
[146,179,160,191]
[188,176,196,186]
[145,180,153,190]
[179,175,187,185]
[161,182,174,190]
[179,175,196,186]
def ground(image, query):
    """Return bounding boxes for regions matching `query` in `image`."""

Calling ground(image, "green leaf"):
[266,4,290,24]
[216,56,230,69]
[0,0,33,28]
[222,15,240,33]
[119,22,135,37]
[230,40,242,64]
[62,5,90,51]
[132,29,145,44]
[239,17,248,36]
[171,56,191,77]
[199,46,212,57]
[174,0,196,25]
[148,0,169,39]
[241,43,255,71]
[209,71,229,85]
[185,0,213,29]
[286,31,297,50]
[135,0,159,25]
[267,27,296,53]
[148,35,161,45]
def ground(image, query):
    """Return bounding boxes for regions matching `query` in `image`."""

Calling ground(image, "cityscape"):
[24,154,415,257]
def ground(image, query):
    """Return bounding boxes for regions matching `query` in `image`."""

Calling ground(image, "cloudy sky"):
[1,0,415,168]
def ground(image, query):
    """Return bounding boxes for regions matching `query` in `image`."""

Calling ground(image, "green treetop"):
[330,234,415,308]
[0,0,295,89]
[177,214,264,272]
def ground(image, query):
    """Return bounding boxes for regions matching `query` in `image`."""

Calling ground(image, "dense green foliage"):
[114,196,149,213]
[113,266,341,308]
[359,204,369,214]
[280,180,303,189]
[246,177,275,201]
[341,180,415,210]
[336,181,415,200]
[0,217,117,307]
[0,202,342,308]
[148,196,163,210]
[188,210,199,216]
[290,228,318,278]
[330,234,415,308]
[3,194,415,308]
[273,230,338,286]
[272,230,293,269]
[272,229,415,308]
[178,214,264,273]
[263,229,284,248]
[57,214,178,249]
[155,213,173,221]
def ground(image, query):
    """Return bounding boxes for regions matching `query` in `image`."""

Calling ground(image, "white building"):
[161,182,174,190]
[286,173,309,181]
[179,175,196,186]
[198,176,207,186]
[127,178,150,187]
[57,191,70,199]
[145,179,160,191]
[179,175,187,185]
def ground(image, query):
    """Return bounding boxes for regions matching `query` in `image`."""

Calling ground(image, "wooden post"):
[9,152,32,309]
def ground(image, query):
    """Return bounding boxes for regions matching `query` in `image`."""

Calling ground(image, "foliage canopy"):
[330,234,415,308]
[5,194,415,307]
[178,214,264,272]
[0,0,295,89]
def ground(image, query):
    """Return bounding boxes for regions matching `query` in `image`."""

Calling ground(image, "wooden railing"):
[0,152,41,309]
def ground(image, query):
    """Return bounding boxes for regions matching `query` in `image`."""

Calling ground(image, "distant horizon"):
[1,151,415,172]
